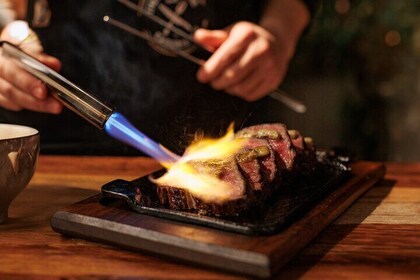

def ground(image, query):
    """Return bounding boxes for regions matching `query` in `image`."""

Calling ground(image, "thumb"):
[194,28,228,52]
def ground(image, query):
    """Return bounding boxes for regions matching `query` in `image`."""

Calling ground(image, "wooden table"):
[0,156,419,279]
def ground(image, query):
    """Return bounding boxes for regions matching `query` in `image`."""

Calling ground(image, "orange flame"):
[151,124,248,202]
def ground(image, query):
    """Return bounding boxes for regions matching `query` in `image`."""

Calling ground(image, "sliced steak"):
[259,142,277,183]
[235,138,277,196]
[191,157,246,200]
[236,139,265,192]
[236,123,296,172]
[134,123,319,217]
[155,156,248,216]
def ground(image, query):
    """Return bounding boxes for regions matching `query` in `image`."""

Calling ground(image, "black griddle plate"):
[101,153,351,235]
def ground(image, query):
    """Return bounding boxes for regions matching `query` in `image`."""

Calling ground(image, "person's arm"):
[194,0,310,101]
[259,0,310,63]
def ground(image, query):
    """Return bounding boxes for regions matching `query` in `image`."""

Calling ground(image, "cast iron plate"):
[100,151,351,235]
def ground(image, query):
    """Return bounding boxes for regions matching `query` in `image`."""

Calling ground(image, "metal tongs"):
[105,0,307,114]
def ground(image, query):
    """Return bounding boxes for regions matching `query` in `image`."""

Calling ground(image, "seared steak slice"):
[236,138,277,195]
[259,140,277,183]
[236,140,265,192]
[155,156,248,216]
[190,157,246,200]
[236,123,296,171]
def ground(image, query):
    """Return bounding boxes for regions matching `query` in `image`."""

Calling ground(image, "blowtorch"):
[0,41,179,164]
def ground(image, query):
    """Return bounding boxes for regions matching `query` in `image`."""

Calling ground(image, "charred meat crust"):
[288,130,317,176]
[134,123,317,217]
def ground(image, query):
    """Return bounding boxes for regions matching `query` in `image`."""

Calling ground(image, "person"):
[0,0,316,155]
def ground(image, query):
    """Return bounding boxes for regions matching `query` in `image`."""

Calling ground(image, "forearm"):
[259,0,310,58]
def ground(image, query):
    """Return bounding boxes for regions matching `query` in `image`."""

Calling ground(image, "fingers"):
[0,51,64,114]
[0,78,63,114]
[0,21,64,114]
[194,28,228,51]
[1,21,44,54]
[228,59,286,101]
[37,54,62,72]
[0,84,23,111]
[196,22,256,83]
[196,22,290,101]
[0,57,48,99]
[210,37,271,90]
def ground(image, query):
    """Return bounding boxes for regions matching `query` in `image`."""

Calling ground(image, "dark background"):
[273,0,419,161]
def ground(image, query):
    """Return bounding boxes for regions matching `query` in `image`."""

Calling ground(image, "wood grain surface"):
[49,161,385,278]
[0,156,419,279]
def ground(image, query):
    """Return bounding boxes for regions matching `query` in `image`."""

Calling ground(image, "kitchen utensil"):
[106,0,307,113]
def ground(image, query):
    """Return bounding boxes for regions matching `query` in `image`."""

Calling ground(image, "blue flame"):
[104,112,179,163]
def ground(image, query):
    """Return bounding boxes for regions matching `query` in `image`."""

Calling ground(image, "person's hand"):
[0,21,63,113]
[0,54,63,113]
[194,21,296,101]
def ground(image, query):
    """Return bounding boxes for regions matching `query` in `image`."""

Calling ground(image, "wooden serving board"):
[51,161,385,278]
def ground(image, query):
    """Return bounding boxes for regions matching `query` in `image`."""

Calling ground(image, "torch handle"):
[0,41,114,129]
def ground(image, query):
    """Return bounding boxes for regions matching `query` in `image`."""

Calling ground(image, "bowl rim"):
[0,123,39,141]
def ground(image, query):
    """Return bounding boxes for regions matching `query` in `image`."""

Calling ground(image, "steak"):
[235,138,277,202]
[155,156,250,216]
[236,139,269,192]
[134,123,317,217]
[236,123,296,172]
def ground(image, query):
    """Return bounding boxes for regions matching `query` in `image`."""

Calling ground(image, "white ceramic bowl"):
[0,124,39,224]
